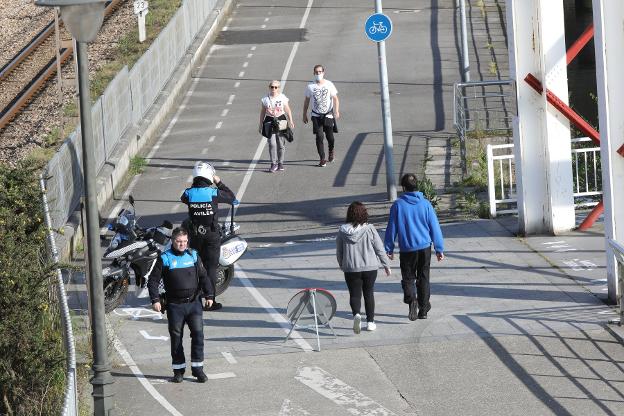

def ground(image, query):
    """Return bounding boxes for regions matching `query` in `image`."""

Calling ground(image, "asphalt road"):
[98,1,624,415]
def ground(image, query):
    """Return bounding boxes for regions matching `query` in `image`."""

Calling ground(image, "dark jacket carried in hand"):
[180,177,235,235]
[148,247,214,303]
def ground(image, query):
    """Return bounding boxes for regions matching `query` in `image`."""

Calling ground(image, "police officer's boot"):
[192,367,208,383]
[170,369,184,383]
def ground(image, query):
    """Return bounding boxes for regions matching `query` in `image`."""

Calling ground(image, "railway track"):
[0,0,124,132]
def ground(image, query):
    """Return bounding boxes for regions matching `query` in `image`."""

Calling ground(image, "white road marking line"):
[139,330,169,341]
[170,203,182,213]
[112,332,183,416]
[227,94,235,105]
[261,24,267,28]
[543,241,566,245]
[251,46,256,51]
[201,148,208,155]
[221,109,229,117]
[208,135,216,143]
[215,121,223,129]
[264,17,270,22]
[221,161,231,167]
[238,71,245,77]
[113,307,163,320]
[236,265,313,352]
[243,61,249,68]
[207,372,236,380]
[221,351,237,364]
[186,175,193,183]
[247,53,253,58]
[159,176,178,180]
[234,81,240,88]
[296,366,398,416]
[228,0,312,219]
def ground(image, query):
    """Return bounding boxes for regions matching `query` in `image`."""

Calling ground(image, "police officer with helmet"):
[181,161,236,310]
[148,227,213,383]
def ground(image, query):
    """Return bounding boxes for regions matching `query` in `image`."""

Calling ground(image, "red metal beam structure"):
[524,24,624,230]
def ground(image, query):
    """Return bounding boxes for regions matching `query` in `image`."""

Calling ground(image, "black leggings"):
[344,270,378,322]
[311,116,335,160]
[190,233,220,299]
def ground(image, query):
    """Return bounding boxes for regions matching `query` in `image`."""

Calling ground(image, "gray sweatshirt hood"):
[339,223,368,243]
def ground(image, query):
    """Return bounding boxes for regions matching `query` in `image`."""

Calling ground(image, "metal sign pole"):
[374,0,397,201]
[459,0,470,82]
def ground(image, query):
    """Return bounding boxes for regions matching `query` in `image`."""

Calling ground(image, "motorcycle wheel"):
[215,264,234,296]
[103,274,129,313]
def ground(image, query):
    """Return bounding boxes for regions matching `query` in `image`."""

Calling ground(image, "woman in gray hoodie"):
[336,202,391,334]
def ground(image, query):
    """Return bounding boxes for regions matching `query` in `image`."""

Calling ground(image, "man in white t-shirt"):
[302,64,340,167]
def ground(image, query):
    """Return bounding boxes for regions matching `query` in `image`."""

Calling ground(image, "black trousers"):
[190,232,220,298]
[344,270,378,322]
[399,247,432,308]
[311,116,335,160]
[167,298,204,369]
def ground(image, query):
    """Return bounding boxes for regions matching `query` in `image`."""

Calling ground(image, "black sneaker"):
[418,304,431,319]
[192,368,208,383]
[408,300,418,321]
[170,370,184,383]
[204,302,223,312]
[328,150,335,162]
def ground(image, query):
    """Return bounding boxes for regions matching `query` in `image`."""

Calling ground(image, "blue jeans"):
[167,298,204,369]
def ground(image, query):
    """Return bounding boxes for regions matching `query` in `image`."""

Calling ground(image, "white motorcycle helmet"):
[192,161,215,182]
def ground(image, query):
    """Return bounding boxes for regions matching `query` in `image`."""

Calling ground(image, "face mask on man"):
[314,73,324,82]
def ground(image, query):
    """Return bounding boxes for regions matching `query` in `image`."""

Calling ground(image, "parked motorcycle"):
[102,196,172,313]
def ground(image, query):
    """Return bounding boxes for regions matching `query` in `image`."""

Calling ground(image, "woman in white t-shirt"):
[259,80,294,172]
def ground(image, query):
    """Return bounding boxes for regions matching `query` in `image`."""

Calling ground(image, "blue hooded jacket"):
[384,191,444,254]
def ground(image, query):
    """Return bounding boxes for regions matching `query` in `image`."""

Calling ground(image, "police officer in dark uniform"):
[148,227,214,383]
[181,161,235,311]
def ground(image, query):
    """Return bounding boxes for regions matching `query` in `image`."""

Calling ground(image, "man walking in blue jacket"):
[385,173,444,320]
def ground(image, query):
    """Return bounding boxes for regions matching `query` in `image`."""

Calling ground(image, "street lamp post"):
[33,1,113,414]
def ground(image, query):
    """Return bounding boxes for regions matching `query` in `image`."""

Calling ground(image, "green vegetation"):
[129,156,148,175]
[0,161,65,415]
[418,176,441,208]
[91,0,183,97]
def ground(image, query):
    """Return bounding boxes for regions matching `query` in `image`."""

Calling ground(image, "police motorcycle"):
[102,196,173,313]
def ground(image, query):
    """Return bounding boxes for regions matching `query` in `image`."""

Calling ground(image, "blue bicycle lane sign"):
[365,13,393,42]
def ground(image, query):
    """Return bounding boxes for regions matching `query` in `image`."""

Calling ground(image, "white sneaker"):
[353,314,361,334]
[366,322,377,331]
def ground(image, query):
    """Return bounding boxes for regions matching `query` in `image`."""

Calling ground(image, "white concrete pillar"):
[592,0,624,304]
[506,0,575,235]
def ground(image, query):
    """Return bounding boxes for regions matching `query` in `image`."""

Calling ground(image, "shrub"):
[0,162,65,415]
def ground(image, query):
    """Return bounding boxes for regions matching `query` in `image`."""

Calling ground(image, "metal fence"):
[487,138,602,217]
[40,175,78,416]
[454,80,516,175]
[44,0,219,231]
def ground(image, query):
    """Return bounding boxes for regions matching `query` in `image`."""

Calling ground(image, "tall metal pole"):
[375,0,397,201]
[459,0,470,81]
[76,40,114,415]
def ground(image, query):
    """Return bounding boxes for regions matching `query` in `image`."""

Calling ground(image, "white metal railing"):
[487,138,602,217]
[39,175,77,416]
[608,239,624,325]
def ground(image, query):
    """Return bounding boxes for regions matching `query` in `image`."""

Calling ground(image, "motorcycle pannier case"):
[219,236,248,266]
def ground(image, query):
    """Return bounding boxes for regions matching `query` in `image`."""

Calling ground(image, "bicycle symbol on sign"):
[368,21,388,35]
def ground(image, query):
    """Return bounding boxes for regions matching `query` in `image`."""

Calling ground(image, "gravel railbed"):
[0,0,136,165]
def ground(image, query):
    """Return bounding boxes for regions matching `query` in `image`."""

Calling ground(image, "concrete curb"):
[61,0,235,257]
